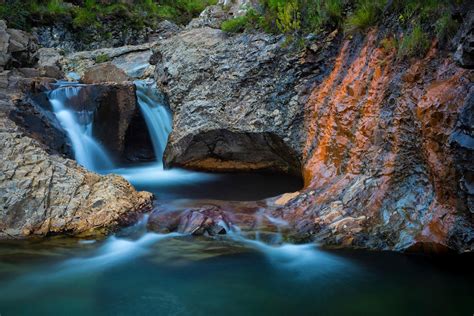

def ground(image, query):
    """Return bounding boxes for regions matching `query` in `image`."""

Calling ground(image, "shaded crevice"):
[122,107,156,163]
[164,129,302,177]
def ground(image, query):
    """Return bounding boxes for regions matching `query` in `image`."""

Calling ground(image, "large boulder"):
[35,47,62,68]
[80,63,129,84]
[154,27,308,175]
[92,83,138,157]
[0,104,153,238]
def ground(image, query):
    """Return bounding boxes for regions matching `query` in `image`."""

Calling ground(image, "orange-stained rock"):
[278,32,474,252]
[154,31,474,253]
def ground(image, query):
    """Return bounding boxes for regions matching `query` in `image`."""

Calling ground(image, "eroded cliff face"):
[279,32,473,252]
[151,22,473,252]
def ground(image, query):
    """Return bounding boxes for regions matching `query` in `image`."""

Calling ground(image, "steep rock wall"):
[278,32,474,252]
[152,25,473,252]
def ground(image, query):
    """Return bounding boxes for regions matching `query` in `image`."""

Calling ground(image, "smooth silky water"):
[1,81,473,316]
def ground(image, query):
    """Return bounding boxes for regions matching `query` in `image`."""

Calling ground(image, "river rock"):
[80,63,129,84]
[92,82,138,157]
[148,201,264,236]
[26,81,141,160]
[0,102,153,238]
[148,206,230,235]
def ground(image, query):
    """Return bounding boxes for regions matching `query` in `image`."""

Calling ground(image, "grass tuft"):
[95,53,110,63]
[398,24,430,58]
[345,0,387,33]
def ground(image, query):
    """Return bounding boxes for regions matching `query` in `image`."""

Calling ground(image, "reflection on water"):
[0,219,473,316]
[111,163,303,201]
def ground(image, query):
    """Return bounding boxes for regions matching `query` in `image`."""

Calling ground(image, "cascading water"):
[41,78,329,287]
[134,79,172,165]
[48,83,113,172]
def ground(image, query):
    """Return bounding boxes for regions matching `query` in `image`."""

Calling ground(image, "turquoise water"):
[7,82,470,316]
[0,226,473,316]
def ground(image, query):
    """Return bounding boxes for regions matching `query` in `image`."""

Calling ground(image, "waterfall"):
[47,79,214,198]
[134,79,172,165]
[48,83,113,172]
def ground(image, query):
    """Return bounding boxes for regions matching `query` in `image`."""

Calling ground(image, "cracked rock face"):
[154,27,305,175]
[0,107,153,238]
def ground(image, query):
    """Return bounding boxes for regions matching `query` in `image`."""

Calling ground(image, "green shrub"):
[398,24,430,58]
[46,0,68,15]
[158,0,218,24]
[345,0,387,33]
[221,9,261,33]
[276,0,301,33]
[221,15,248,33]
[323,0,345,27]
[73,0,99,28]
[95,53,110,63]
[155,5,180,20]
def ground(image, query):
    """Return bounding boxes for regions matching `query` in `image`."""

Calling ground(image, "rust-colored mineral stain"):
[294,29,471,251]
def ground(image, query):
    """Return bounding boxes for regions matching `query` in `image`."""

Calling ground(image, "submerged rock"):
[148,201,265,236]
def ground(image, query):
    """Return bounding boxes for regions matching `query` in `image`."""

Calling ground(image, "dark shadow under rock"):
[164,129,302,176]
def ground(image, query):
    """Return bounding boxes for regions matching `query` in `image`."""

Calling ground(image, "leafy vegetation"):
[0,0,465,60]
[0,0,218,31]
[344,0,387,33]
[435,12,459,44]
[380,36,398,53]
[219,0,463,60]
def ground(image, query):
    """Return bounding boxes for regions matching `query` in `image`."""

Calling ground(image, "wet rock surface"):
[148,200,264,236]
[1,10,473,254]
[0,100,153,238]
[0,21,154,238]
